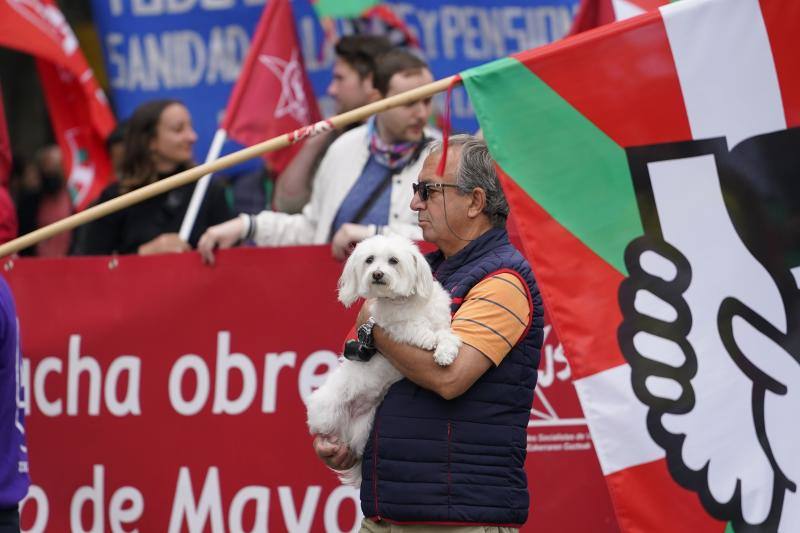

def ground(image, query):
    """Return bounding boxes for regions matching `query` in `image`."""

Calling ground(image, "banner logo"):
[64,127,96,208]
[620,131,800,531]
[258,48,312,124]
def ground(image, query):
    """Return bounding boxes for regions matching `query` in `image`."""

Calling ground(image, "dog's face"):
[338,235,433,307]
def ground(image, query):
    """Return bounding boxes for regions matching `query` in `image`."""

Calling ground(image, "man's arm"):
[273,132,335,214]
[371,325,493,400]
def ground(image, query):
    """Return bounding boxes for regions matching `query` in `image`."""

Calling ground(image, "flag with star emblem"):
[462,0,800,532]
[222,0,320,174]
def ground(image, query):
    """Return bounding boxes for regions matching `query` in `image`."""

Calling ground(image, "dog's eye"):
[365,256,374,264]
[388,257,399,265]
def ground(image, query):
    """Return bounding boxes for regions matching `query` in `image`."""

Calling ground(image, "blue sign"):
[90,0,577,163]
[294,0,579,134]
[89,0,263,162]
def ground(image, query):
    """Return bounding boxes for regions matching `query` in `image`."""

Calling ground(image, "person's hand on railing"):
[197,216,246,265]
[137,233,190,256]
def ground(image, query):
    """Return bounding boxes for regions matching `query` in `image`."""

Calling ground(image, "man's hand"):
[312,435,357,471]
[356,300,374,329]
[331,223,373,261]
[137,233,190,255]
[197,217,245,266]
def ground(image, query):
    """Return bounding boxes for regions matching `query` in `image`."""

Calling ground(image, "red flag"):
[0,0,116,210]
[0,83,18,243]
[36,61,113,211]
[0,84,10,185]
[222,0,321,174]
[567,0,669,36]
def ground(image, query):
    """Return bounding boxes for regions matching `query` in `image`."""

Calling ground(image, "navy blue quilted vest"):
[360,228,544,526]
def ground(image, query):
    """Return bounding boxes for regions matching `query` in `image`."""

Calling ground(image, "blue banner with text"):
[90,0,577,165]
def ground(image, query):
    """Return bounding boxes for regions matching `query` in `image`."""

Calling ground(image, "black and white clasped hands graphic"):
[618,130,800,532]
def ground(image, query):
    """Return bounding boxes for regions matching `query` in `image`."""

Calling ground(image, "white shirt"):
[251,123,438,246]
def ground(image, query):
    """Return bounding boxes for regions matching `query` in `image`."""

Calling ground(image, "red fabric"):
[606,460,727,533]
[0,0,116,210]
[759,0,800,127]
[523,12,692,148]
[34,187,72,257]
[222,0,320,174]
[0,0,115,139]
[497,165,626,380]
[36,61,114,211]
[435,76,460,177]
[9,246,617,532]
[566,0,669,36]
[567,0,617,36]
[362,5,420,47]
[0,189,18,245]
[0,83,10,188]
[0,83,16,244]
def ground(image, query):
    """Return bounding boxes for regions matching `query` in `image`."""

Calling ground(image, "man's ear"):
[468,187,487,219]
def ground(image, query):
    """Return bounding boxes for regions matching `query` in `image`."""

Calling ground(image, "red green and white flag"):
[462,0,800,531]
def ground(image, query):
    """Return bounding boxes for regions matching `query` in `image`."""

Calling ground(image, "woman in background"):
[75,99,231,255]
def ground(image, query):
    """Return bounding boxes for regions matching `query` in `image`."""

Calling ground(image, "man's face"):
[376,69,434,144]
[411,149,471,253]
[327,59,375,114]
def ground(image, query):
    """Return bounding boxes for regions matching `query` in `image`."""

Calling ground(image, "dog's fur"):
[306,234,461,486]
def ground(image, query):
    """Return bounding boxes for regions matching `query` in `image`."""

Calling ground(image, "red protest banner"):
[4,247,617,531]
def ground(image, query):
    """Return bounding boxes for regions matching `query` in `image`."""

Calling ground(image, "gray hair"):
[430,134,509,228]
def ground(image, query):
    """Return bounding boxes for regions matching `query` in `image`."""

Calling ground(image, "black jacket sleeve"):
[72,184,125,256]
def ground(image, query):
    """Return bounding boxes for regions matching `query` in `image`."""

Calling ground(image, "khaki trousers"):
[359,518,519,533]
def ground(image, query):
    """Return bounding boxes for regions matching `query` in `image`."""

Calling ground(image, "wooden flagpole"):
[0,75,460,259]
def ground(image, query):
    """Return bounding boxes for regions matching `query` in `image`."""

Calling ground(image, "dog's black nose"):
[372,271,384,281]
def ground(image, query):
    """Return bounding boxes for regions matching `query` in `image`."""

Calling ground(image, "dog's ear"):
[338,252,362,307]
[412,250,434,299]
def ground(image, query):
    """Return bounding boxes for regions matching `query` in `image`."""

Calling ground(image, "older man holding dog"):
[314,135,544,532]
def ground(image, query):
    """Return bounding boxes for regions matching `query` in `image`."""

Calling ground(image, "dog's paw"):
[415,329,438,350]
[433,333,461,366]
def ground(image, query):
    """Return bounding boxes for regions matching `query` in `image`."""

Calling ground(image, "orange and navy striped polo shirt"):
[451,272,532,366]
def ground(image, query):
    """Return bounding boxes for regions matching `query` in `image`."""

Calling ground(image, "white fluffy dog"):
[306,234,461,486]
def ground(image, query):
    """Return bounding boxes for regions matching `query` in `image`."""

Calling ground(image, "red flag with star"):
[222,0,320,174]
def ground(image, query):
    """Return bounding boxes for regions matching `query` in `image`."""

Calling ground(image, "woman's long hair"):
[119,99,183,193]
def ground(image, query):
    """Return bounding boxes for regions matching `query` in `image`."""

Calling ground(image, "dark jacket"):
[361,228,544,526]
[74,177,231,255]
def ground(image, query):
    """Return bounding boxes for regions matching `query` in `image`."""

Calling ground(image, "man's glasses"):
[412,182,461,201]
